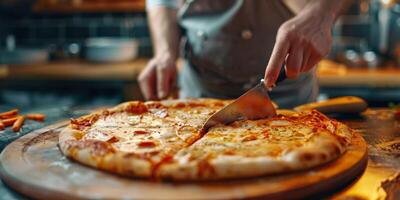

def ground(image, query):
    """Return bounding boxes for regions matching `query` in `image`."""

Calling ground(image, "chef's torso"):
[177,0,318,108]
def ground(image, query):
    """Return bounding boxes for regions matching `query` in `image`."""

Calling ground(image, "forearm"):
[147,7,181,60]
[300,0,353,25]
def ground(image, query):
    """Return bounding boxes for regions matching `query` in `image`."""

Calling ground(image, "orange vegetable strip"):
[0,109,18,119]
[26,114,46,122]
[2,117,18,126]
[12,116,25,132]
[0,121,4,130]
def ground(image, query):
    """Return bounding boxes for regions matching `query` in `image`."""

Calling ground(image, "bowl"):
[84,37,139,63]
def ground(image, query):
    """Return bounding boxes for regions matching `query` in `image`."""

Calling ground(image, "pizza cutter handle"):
[294,96,368,114]
[276,65,287,84]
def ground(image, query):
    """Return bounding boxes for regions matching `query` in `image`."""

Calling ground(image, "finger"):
[300,50,310,73]
[285,47,303,79]
[156,63,174,99]
[264,35,290,87]
[303,54,322,72]
[138,62,157,100]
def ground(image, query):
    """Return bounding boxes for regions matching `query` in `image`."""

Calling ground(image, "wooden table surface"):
[329,109,400,199]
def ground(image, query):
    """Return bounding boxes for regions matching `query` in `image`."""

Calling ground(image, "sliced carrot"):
[0,109,18,119]
[26,113,45,122]
[2,117,18,127]
[0,121,4,130]
[12,116,25,132]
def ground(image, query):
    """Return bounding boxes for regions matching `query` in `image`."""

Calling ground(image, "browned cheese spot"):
[242,134,258,142]
[301,152,315,161]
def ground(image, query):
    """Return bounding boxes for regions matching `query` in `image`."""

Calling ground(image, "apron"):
[177,0,318,108]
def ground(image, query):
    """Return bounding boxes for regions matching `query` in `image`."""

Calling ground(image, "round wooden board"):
[0,121,368,200]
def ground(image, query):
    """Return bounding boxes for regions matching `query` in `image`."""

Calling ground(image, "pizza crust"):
[59,127,154,177]
[59,99,353,181]
[156,127,349,180]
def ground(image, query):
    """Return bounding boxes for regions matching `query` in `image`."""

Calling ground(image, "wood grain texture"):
[317,60,400,87]
[0,66,8,80]
[0,121,368,200]
[4,59,148,81]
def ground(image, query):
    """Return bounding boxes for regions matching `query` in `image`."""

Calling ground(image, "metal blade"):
[201,80,276,132]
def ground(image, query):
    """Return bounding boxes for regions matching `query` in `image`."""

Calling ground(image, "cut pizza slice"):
[157,110,353,180]
[59,99,228,178]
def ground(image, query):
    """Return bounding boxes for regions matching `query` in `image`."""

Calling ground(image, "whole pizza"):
[59,98,353,180]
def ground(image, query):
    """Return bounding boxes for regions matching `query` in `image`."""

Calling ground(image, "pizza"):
[59,98,353,180]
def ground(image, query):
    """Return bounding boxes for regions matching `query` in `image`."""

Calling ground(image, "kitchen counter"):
[317,60,400,88]
[2,59,400,104]
[33,0,145,13]
[0,59,150,101]
[317,60,400,105]
[0,65,8,80]
[0,108,399,199]
[330,109,400,199]
[1,59,148,81]
[2,59,400,87]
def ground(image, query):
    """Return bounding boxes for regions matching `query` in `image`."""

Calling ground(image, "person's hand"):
[264,8,334,87]
[138,54,177,100]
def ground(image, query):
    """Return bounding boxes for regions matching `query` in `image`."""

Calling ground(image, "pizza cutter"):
[201,67,287,132]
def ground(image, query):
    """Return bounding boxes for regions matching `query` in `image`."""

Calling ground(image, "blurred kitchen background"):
[0,0,149,112]
[0,0,400,112]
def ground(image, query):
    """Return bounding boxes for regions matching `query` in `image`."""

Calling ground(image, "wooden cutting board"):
[0,121,368,200]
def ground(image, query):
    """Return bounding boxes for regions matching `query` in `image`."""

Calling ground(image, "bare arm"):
[138,6,181,100]
[264,0,353,87]
[148,7,180,59]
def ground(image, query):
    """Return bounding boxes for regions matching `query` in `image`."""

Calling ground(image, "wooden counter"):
[2,59,400,88]
[0,66,8,80]
[33,0,145,13]
[1,59,147,81]
[0,59,149,101]
[317,60,400,88]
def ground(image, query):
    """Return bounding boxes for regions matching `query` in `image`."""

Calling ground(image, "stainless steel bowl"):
[84,37,139,63]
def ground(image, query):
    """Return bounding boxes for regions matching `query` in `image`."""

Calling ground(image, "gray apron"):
[177,0,318,108]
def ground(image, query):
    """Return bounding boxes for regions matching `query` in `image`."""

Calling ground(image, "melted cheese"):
[154,127,176,139]
[68,100,352,180]
[80,100,228,156]
[182,112,332,159]
[83,129,114,141]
